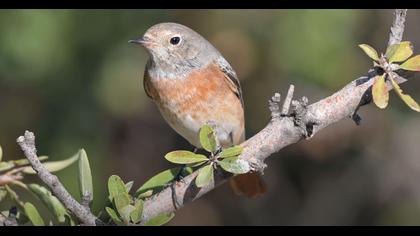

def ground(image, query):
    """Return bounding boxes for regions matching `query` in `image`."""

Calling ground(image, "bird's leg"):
[173,145,198,183]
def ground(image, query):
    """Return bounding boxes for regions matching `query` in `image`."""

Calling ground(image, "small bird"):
[129,22,266,198]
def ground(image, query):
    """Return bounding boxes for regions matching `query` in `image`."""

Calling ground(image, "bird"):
[129,22,266,198]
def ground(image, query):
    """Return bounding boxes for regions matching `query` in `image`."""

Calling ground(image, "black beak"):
[128,37,148,45]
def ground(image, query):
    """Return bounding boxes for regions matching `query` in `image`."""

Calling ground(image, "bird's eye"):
[170,36,181,45]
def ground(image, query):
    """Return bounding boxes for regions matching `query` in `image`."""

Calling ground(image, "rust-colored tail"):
[229,172,267,198]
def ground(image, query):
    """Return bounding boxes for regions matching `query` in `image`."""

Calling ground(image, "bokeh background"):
[1,9,420,225]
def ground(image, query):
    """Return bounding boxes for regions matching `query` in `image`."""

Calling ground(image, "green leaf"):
[0,188,7,202]
[130,199,144,224]
[195,164,214,188]
[22,151,80,174]
[390,78,420,112]
[165,150,208,164]
[24,202,45,226]
[77,149,93,202]
[137,190,153,199]
[5,185,25,211]
[135,167,192,197]
[105,207,124,226]
[13,156,48,166]
[125,181,134,193]
[218,157,251,174]
[386,41,413,63]
[119,205,135,224]
[372,74,389,109]
[28,184,68,223]
[64,214,76,226]
[358,44,379,61]
[219,146,244,158]
[108,175,127,201]
[400,55,420,71]
[114,192,131,218]
[199,124,218,153]
[0,145,3,162]
[0,162,14,172]
[144,212,175,226]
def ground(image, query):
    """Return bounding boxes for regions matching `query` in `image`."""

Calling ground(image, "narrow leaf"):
[144,213,175,226]
[358,44,379,61]
[23,151,80,174]
[0,188,7,202]
[77,149,93,202]
[119,205,135,224]
[219,146,244,158]
[114,193,131,217]
[199,124,218,153]
[0,162,14,172]
[0,145,3,162]
[13,156,48,166]
[400,55,420,71]
[28,184,68,223]
[130,199,144,224]
[108,175,127,201]
[386,41,413,63]
[390,78,420,112]
[125,181,134,193]
[105,207,124,226]
[165,150,208,164]
[5,185,25,211]
[135,167,193,197]
[24,202,45,226]
[137,190,153,199]
[218,157,251,174]
[372,74,389,109]
[195,164,214,188]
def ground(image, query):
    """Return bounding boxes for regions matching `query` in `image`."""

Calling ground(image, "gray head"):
[129,22,223,78]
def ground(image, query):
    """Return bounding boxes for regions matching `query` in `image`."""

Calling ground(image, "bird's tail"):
[228,128,267,198]
[229,172,267,198]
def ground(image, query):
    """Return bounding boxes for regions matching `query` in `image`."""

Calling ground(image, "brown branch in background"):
[16,131,98,226]
[139,9,410,223]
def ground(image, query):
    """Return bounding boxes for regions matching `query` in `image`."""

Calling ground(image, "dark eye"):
[170,36,181,45]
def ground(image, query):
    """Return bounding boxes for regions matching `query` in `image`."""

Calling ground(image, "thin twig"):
[269,93,281,119]
[388,9,407,46]
[16,131,98,226]
[281,85,295,115]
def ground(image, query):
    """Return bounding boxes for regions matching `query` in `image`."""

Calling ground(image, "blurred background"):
[0,9,420,225]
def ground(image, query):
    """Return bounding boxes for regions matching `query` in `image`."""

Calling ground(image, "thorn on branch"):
[281,85,295,116]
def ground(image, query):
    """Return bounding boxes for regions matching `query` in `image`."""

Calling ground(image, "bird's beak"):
[128,36,149,46]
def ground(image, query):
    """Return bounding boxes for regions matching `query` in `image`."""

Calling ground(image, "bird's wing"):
[215,58,244,108]
[143,69,154,99]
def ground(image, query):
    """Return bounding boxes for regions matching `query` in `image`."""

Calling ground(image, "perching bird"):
[129,22,266,198]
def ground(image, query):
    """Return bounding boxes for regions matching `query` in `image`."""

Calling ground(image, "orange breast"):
[145,63,245,147]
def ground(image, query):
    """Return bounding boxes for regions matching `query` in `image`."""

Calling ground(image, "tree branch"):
[388,9,407,46]
[16,131,98,226]
[140,9,411,223]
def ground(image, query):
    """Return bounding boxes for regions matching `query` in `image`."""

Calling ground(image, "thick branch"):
[16,131,98,226]
[140,9,411,223]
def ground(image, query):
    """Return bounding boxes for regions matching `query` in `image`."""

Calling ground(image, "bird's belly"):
[155,95,242,148]
[157,104,204,147]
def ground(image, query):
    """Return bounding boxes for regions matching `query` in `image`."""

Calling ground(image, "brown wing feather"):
[143,69,154,99]
[216,61,244,108]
